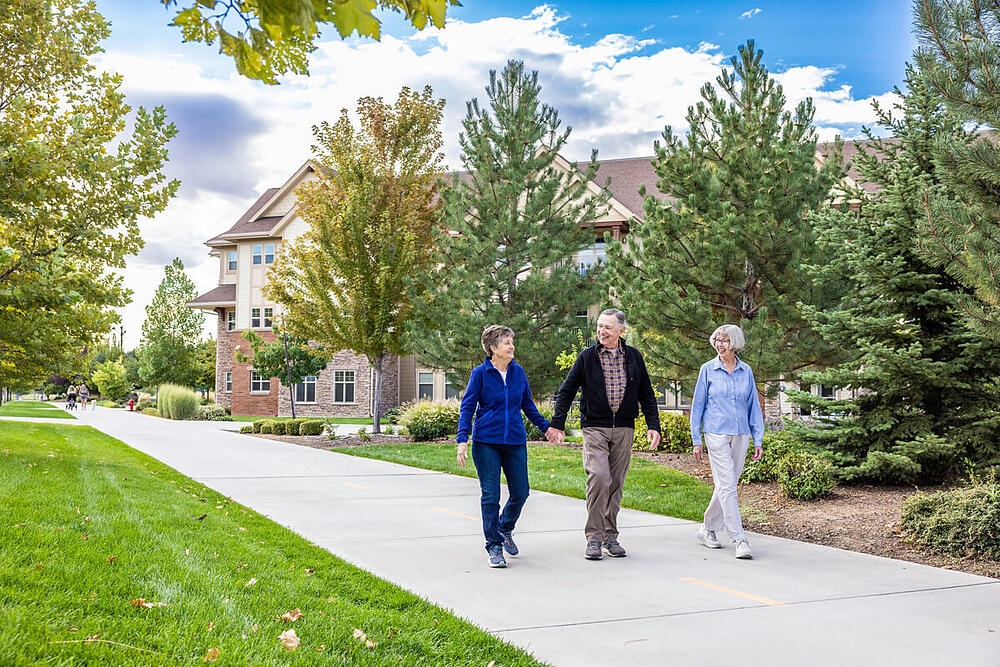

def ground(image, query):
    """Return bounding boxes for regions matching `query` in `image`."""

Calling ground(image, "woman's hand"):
[693,445,703,463]
[751,446,763,461]
[457,442,468,468]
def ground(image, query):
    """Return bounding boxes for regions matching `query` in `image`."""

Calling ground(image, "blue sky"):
[94,1,919,345]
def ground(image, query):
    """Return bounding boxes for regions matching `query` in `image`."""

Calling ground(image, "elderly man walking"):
[549,309,661,560]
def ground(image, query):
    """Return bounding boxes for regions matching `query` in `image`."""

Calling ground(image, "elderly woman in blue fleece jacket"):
[456,325,557,568]
[689,324,765,560]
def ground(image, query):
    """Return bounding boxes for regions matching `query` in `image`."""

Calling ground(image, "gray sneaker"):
[735,539,753,560]
[487,544,507,568]
[585,540,604,560]
[602,540,627,557]
[499,530,519,556]
[697,528,722,549]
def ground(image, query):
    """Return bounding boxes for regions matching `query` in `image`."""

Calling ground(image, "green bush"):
[97,400,118,408]
[140,407,159,417]
[777,451,836,500]
[382,405,405,425]
[357,426,372,443]
[136,397,155,412]
[91,360,131,401]
[901,476,1000,560]
[157,384,200,420]
[524,402,555,441]
[740,429,801,483]
[252,419,267,433]
[399,400,461,441]
[196,404,227,421]
[283,419,304,436]
[259,420,281,434]
[239,425,255,434]
[383,425,396,435]
[299,420,324,436]
[634,412,692,452]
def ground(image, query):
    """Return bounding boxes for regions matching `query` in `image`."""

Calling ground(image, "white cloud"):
[97,5,895,347]
[740,8,763,19]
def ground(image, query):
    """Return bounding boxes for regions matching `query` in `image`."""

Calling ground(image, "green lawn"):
[0,400,74,420]
[341,443,712,521]
[0,422,544,666]
[228,416,373,425]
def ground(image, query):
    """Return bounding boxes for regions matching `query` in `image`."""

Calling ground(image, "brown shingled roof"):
[593,156,659,220]
[207,188,280,243]
[187,284,236,307]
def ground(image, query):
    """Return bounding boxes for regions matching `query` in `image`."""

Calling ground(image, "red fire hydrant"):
[128,398,134,411]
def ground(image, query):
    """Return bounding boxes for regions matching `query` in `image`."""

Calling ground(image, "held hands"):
[647,430,661,451]
[751,446,763,461]
[545,427,565,445]
[456,442,468,468]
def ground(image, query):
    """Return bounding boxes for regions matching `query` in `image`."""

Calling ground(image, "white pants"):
[703,432,751,542]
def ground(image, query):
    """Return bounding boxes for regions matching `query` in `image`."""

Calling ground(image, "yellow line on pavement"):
[343,481,367,489]
[433,506,478,521]
[679,577,785,606]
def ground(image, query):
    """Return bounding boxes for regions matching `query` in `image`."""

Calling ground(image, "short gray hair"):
[481,325,515,359]
[710,324,745,352]
[599,308,626,328]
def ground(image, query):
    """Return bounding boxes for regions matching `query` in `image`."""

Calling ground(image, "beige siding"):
[399,355,416,404]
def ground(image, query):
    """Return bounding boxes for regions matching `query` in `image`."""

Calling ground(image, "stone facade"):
[275,351,401,417]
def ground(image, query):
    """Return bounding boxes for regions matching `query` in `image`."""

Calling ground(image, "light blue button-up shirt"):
[689,356,765,448]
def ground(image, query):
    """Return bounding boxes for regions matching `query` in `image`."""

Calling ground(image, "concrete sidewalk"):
[42,408,1000,666]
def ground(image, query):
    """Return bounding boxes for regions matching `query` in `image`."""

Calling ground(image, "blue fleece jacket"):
[456,358,549,445]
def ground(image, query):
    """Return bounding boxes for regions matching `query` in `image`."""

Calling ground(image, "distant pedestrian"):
[550,309,661,560]
[456,325,558,568]
[78,384,90,409]
[689,324,764,559]
[66,384,77,410]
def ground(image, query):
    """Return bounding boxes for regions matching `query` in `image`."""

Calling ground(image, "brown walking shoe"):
[585,540,603,560]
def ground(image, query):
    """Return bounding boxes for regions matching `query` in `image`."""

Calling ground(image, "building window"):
[250,371,270,393]
[295,375,317,403]
[264,242,275,264]
[227,250,237,271]
[225,372,232,392]
[819,385,836,399]
[227,311,236,331]
[418,372,434,400]
[575,242,607,276]
[263,307,273,328]
[252,244,262,265]
[251,307,261,328]
[333,370,355,403]
[445,377,461,400]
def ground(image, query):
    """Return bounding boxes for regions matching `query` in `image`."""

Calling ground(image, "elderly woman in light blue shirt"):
[689,324,764,559]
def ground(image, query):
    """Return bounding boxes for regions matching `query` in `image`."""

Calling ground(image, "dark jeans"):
[471,442,530,550]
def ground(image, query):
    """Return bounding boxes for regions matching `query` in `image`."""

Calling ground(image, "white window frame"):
[264,242,275,264]
[251,307,261,329]
[294,375,317,403]
[417,371,434,400]
[252,244,262,265]
[225,372,232,392]
[227,250,237,271]
[333,370,356,404]
[250,371,270,393]
[263,307,273,329]
[445,377,461,400]
[574,241,607,276]
[227,311,236,331]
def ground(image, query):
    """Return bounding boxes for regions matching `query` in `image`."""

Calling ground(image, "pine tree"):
[406,60,609,396]
[914,0,1000,339]
[138,258,204,388]
[605,41,843,389]
[788,65,1000,483]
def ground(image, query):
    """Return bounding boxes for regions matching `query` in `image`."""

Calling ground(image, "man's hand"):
[647,430,661,451]
[457,442,468,468]
[751,446,763,461]
[547,428,565,445]
[693,445,703,463]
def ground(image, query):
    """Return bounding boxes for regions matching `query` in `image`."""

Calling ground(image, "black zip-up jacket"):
[550,339,660,432]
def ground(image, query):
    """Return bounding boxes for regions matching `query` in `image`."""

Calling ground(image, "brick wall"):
[224,327,279,417]
[276,352,402,417]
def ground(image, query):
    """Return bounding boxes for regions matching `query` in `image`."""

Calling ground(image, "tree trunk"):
[743,258,756,316]
[372,354,385,434]
[283,331,296,419]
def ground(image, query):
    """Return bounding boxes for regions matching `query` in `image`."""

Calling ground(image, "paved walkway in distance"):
[33,407,1000,666]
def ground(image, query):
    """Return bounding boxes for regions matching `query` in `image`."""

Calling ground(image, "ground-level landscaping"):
[0,400,74,419]
[0,422,544,665]
[228,415,373,425]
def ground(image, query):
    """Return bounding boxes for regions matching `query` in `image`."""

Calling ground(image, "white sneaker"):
[696,528,722,549]
[735,539,753,559]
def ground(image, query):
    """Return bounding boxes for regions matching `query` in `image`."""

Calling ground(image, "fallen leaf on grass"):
[206,622,214,632]
[130,598,168,608]
[365,639,377,649]
[89,592,98,600]
[251,624,259,633]
[327,596,335,603]
[185,549,191,556]
[236,562,248,569]
[86,634,101,643]
[35,563,44,570]
[279,629,299,651]
[238,527,247,532]
[203,647,220,662]
[388,628,398,638]
[280,608,303,623]
[245,578,257,587]
[304,568,314,575]
[352,629,366,641]
[316,644,326,652]
[197,514,207,521]
[106,556,116,563]
[487,661,496,667]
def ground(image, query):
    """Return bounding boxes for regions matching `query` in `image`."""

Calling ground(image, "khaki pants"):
[581,426,635,542]
[703,432,751,542]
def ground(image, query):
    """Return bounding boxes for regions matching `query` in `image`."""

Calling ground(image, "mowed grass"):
[0,400,74,419]
[0,423,545,666]
[341,443,712,521]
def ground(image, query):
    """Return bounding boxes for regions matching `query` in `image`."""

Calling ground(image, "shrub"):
[399,400,461,441]
[136,398,155,412]
[524,402,555,441]
[140,407,160,417]
[776,451,836,500]
[157,384,200,420]
[97,400,118,408]
[252,419,267,433]
[357,426,372,443]
[283,419,304,436]
[196,404,227,421]
[383,425,396,435]
[239,425,255,434]
[91,360,131,401]
[382,405,405,425]
[259,420,281,434]
[741,430,801,483]
[213,415,233,421]
[901,476,1000,560]
[300,420,324,436]
[634,412,692,452]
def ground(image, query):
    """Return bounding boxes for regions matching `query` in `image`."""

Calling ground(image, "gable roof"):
[207,188,280,245]
[187,283,236,309]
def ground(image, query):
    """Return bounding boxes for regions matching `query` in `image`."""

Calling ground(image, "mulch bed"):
[251,432,999,579]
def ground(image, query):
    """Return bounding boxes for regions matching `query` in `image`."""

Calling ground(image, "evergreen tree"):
[138,258,204,388]
[788,65,1000,483]
[605,41,843,391]
[406,60,609,396]
[914,0,1000,340]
